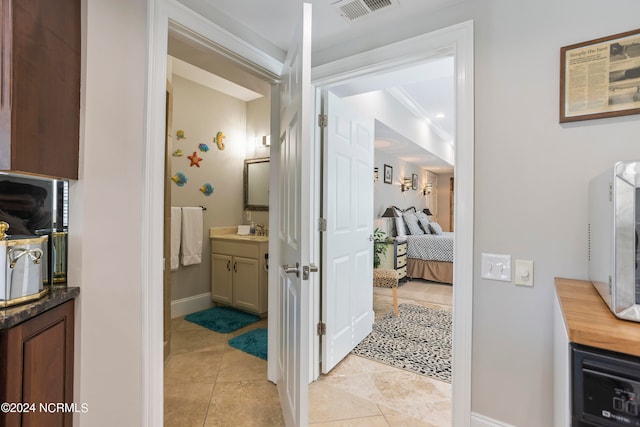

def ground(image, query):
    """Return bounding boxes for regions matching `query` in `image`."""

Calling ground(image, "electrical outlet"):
[515,260,534,286]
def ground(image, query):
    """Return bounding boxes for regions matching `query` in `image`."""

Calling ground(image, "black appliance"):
[573,344,640,426]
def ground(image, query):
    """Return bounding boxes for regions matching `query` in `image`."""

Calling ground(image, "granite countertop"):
[555,278,640,357]
[0,286,80,330]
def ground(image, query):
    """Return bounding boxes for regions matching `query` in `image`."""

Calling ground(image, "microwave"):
[588,161,640,322]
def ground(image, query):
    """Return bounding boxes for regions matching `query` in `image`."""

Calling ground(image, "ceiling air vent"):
[331,0,398,22]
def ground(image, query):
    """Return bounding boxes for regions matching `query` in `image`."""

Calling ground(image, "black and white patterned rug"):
[352,303,451,383]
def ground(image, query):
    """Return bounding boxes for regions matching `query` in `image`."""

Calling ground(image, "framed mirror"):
[244,158,270,211]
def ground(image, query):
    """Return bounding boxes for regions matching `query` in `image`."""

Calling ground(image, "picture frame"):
[412,174,418,190]
[560,28,640,123]
[383,164,393,184]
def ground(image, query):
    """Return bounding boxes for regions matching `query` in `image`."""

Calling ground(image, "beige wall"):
[169,76,271,304]
[169,75,247,301]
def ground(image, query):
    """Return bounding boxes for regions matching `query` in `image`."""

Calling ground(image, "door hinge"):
[608,183,613,202]
[318,218,327,232]
[318,114,327,128]
[317,322,326,336]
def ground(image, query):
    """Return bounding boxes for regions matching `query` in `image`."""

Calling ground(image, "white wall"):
[72,0,147,425]
[76,1,640,426]
[374,149,431,236]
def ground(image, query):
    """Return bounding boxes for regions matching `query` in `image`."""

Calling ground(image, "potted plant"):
[373,228,392,268]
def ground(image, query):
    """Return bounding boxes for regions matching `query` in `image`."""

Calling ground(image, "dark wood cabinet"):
[0,299,75,427]
[0,0,81,179]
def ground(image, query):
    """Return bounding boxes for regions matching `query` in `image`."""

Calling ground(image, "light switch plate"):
[481,253,512,282]
[515,259,534,286]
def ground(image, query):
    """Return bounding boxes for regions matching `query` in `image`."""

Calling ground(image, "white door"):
[321,91,375,373]
[276,3,312,426]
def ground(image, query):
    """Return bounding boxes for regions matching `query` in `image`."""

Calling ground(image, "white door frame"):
[144,1,283,425]
[310,21,474,426]
[144,1,473,424]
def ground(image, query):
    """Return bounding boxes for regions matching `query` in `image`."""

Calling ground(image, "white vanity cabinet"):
[210,233,268,315]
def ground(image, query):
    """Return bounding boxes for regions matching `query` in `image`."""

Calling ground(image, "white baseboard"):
[170,292,213,318]
[471,412,515,427]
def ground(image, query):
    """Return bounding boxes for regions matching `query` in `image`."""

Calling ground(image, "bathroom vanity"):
[210,228,268,315]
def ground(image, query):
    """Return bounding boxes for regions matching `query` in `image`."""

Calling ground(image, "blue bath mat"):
[229,328,267,360]
[184,306,260,333]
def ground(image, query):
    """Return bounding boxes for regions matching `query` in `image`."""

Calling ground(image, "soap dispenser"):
[250,222,256,235]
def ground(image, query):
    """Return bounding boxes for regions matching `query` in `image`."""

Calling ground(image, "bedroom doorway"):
[311,22,473,421]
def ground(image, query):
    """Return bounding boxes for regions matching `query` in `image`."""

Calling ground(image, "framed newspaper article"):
[560,28,640,123]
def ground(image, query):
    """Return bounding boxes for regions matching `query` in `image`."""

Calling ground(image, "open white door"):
[321,91,375,373]
[275,3,313,426]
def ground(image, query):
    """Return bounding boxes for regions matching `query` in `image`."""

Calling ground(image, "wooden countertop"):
[555,277,640,357]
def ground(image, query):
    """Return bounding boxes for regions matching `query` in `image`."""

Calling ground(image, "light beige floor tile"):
[170,326,231,355]
[204,379,283,426]
[377,405,445,427]
[308,381,382,423]
[164,382,213,427]
[164,349,224,385]
[216,348,267,382]
[309,414,390,426]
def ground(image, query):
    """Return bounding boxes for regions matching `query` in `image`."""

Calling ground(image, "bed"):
[389,206,454,285]
[405,233,454,284]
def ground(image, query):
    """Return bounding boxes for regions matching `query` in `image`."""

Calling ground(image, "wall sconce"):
[401,177,412,192]
[423,182,433,195]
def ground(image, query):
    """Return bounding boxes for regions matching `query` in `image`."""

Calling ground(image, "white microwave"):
[588,161,640,322]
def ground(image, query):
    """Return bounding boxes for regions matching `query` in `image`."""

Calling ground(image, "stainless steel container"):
[588,161,640,322]
[0,222,48,307]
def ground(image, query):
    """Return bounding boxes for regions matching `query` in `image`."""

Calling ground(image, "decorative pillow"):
[392,207,407,237]
[429,222,444,235]
[403,212,424,235]
[414,211,431,234]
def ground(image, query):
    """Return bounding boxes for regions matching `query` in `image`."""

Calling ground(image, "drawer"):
[211,240,259,258]
[396,254,407,268]
[396,265,407,279]
[396,242,407,256]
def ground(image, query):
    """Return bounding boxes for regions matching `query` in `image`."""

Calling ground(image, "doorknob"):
[282,262,300,278]
[302,263,319,280]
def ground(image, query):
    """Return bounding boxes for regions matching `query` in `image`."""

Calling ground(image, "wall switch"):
[514,259,534,286]
[481,253,512,282]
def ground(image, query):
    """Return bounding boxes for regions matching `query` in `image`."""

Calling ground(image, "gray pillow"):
[403,212,424,235]
[392,207,407,237]
[429,222,444,235]
[414,211,431,233]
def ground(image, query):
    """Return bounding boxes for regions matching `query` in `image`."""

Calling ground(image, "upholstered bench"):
[373,269,399,316]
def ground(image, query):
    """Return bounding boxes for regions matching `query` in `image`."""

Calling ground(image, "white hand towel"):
[181,207,203,266]
[170,207,182,270]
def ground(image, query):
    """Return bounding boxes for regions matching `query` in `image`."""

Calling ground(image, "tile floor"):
[164,279,453,426]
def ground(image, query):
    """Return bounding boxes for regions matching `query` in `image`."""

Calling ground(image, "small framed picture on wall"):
[383,164,393,184]
[412,174,418,190]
